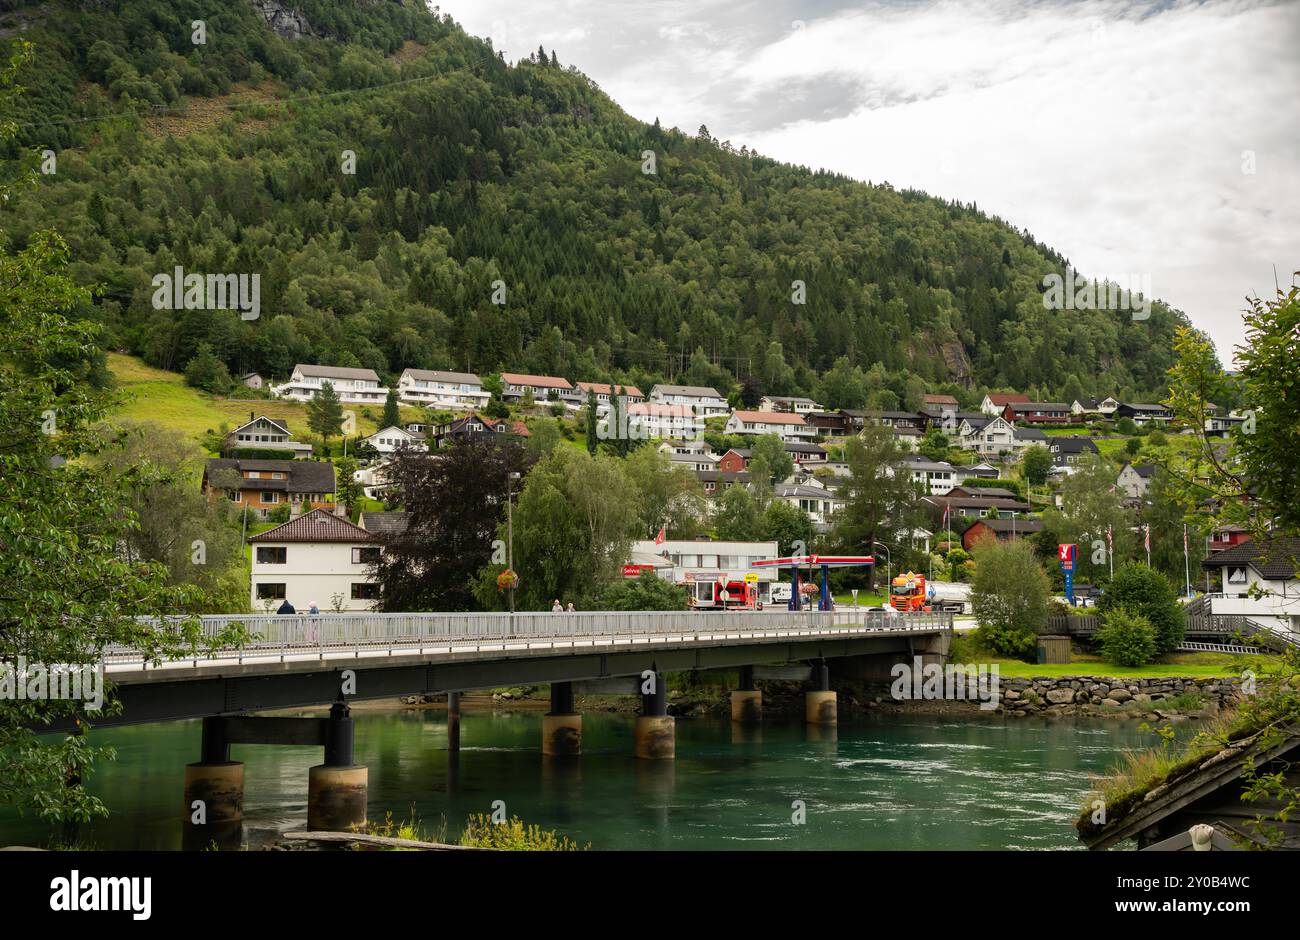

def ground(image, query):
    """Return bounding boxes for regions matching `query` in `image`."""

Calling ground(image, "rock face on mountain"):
[251,0,315,40]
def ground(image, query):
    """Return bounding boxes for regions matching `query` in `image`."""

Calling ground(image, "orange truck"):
[890,572,929,611]
[889,572,971,613]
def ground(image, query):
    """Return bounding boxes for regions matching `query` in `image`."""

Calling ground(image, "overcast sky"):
[440,0,1299,367]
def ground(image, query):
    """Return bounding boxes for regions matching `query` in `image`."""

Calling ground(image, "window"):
[261,492,279,504]
[352,546,382,565]
[1227,567,1248,585]
[256,583,286,600]
[256,547,287,564]
[351,582,380,600]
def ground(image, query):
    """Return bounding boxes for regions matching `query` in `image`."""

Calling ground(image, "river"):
[1,708,1165,850]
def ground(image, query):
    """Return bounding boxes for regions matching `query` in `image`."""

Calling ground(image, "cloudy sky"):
[441,0,1299,366]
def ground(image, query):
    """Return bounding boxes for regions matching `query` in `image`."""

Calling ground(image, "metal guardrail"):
[110,609,954,669]
[1177,641,1262,655]
[1046,613,1297,651]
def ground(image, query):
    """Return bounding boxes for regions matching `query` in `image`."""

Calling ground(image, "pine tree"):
[585,388,598,454]
[307,381,345,453]
[381,387,401,428]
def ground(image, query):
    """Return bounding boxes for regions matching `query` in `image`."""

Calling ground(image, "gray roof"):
[1201,537,1300,580]
[360,511,410,537]
[401,368,482,385]
[1014,428,1048,441]
[249,508,376,543]
[295,364,382,381]
[205,458,335,493]
[650,384,725,399]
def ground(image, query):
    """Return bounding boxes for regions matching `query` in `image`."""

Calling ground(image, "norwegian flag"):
[1106,524,1113,550]
[1183,524,1189,553]
[942,502,951,527]
[654,526,666,545]
[1143,524,1151,553]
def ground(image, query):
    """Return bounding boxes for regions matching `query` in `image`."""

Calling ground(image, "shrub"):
[229,447,297,460]
[459,814,588,851]
[1097,607,1157,666]
[1099,562,1185,653]
[266,504,291,525]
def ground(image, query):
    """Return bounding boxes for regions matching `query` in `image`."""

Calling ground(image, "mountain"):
[1,0,1189,408]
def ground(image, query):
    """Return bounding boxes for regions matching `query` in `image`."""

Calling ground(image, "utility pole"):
[507,470,520,614]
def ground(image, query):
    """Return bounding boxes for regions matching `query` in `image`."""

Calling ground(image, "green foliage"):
[970,539,1050,657]
[265,504,291,525]
[380,388,400,429]
[229,447,296,460]
[599,570,688,611]
[334,455,362,511]
[1096,607,1158,667]
[712,483,762,541]
[1098,562,1185,654]
[5,3,1188,399]
[761,499,817,556]
[182,343,231,394]
[1021,443,1052,486]
[459,814,588,851]
[306,381,344,449]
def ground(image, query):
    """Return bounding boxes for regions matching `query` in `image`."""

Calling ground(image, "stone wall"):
[1001,675,1242,718]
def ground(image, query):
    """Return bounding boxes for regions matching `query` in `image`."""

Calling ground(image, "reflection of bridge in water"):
[84,610,952,844]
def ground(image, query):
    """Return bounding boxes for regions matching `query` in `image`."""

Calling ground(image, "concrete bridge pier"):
[542,681,582,757]
[805,659,837,726]
[307,702,368,832]
[635,670,675,759]
[183,716,245,834]
[731,665,762,723]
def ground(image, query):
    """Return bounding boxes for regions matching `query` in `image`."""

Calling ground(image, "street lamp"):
[507,470,521,614]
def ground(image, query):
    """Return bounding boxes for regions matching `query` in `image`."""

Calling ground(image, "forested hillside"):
[1,0,1188,406]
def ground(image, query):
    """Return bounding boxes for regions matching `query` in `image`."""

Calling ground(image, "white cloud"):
[443,0,1300,366]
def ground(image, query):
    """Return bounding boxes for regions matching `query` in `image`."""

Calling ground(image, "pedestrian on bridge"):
[277,599,296,615]
[552,599,563,613]
[308,601,320,642]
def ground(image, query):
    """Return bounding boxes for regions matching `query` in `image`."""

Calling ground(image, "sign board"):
[622,564,655,578]
[1059,544,1077,604]
[744,573,758,583]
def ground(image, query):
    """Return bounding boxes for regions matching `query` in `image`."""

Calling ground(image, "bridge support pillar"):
[308,703,368,831]
[543,681,582,757]
[805,660,837,726]
[183,716,245,829]
[731,665,762,723]
[635,670,675,760]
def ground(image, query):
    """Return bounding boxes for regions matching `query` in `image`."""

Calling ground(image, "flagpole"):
[1183,523,1191,598]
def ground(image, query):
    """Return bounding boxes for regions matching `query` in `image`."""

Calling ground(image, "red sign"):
[622,564,655,578]
[1058,543,1076,571]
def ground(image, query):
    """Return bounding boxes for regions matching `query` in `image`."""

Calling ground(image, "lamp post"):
[507,470,521,614]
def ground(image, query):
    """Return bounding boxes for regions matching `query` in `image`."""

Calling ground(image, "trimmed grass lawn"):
[833,591,887,607]
[107,353,425,446]
[981,651,1268,679]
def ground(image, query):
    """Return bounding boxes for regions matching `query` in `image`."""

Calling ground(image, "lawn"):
[975,651,1267,679]
[106,353,422,447]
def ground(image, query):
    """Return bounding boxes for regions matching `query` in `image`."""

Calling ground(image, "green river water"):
[1,708,1164,850]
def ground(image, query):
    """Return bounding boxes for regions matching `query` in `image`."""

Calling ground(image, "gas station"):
[749,555,876,611]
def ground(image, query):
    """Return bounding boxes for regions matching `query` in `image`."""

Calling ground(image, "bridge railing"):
[112,609,952,664]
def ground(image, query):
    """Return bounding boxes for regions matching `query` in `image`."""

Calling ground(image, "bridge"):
[83,609,952,843]
[1045,612,1298,653]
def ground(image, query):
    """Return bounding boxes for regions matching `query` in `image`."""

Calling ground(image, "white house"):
[759,395,822,415]
[725,409,816,442]
[272,364,389,405]
[774,480,844,530]
[625,402,705,440]
[1201,538,1300,638]
[893,455,959,496]
[575,382,645,412]
[499,372,577,405]
[225,415,313,458]
[1071,396,1120,417]
[396,369,489,410]
[361,425,425,454]
[1205,410,1249,435]
[354,459,397,500]
[647,384,730,417]
[957,415,1017,458]
[630,537,781,607]
[980,393,1029,416]
[1117,462,1156,498]
[248,508,383,612]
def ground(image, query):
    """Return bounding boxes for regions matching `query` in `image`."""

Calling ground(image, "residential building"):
[1012,426,1048,451]
[922,493,1032,521]
[395,369,490,410]
[980,392,1029,416]
[225,414,312,459]
[1200,537,1300,636]
[1205,524,1250,554]
[1002,401,1073,424]
[431,413,529,448]
[957,415,1017,458]
[575,381,645,412]
[361,425,426,454]
[724,409,816,442]
[805,411,850,438]
[499,372,576,406]
[786,441,828,464]
[869,411,925,432]
[664,444,719,473]
[896,455,959,496]
[696,469,751,496]
[774,480,844,530]
[248,508,382,612]
[921,394,960,422]
[353,459,396,501]
[1049,435,1101,471]
[240,372,264,390]
[1205,410,1249,435]
[1115,402,1175,425]
[839,409,870,434]
[359,511,409,539]
[962,517,1046,550]
[627,402,705,439]
[964,462,1002,480]
[272,364,389,405]
[717,448,750,473]
[759,395,822,415]
[202,458,335,519]
[1071,396,1120,417]
[1117,462,1156,498]
[647,384,729,417]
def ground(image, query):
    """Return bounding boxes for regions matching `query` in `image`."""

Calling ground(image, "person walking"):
[276,598,296,615]
[308,601,320,643]
[552,599,563,613]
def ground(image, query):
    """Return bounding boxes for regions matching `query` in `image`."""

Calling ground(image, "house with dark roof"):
[247,508,382,611]
[202,458,335,519]
[1002,401,1072,424]
[647,383,730,417]
[1048,435,1101,472]
[225,414,313,458]
[359,511,409,539]
[431,413,530,448]
[1117,462,1156,498]
[1201,537,1300,635]
[272,364,389,404]
[805,411,850,438]
[961,517,1045,549]
[1115,402,1175,425]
